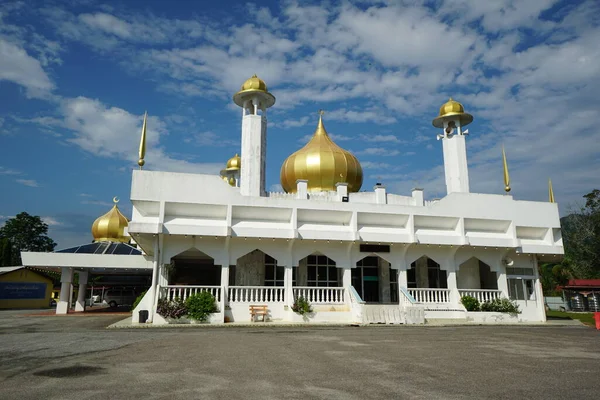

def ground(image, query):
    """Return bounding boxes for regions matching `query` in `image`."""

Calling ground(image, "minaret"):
[432,98,473,194]
[233,75,275,196]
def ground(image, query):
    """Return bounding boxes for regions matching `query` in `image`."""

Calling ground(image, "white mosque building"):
[22,75,563,325]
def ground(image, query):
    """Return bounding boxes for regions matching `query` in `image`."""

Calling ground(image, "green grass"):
[546,310,596,326]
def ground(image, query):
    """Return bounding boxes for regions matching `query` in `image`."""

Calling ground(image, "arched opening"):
[296,254,339,287]
[407,256,447,289]
[457,257,498,289]
[353,255,395,303]
[169,248,220,286]
[234,249,295,286]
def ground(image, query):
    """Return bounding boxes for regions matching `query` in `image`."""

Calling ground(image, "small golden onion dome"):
[91,198,130,243]
[226,154,241,171]
[280,115,363,193]
[233,74,276,109]
[432,97,474,128]
[241,74,268,92]
[228,176,236,187]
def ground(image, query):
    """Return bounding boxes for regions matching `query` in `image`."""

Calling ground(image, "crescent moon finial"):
[113,196,119,204]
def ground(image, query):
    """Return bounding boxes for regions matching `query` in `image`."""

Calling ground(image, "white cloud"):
[0,166,21,175]
[359,134,404,143]
[186,131,238,147]
[81,200,113,207]
[356,148,400,157]
[42,216,62,226]
[16,179,39,187]
[57,96,223,174]
[0,38,54,97]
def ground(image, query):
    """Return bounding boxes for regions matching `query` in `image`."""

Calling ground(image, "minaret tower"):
[432,98,474,194]
[233,75,276,196]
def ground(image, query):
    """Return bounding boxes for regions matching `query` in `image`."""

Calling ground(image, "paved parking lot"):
[1,309,599,399]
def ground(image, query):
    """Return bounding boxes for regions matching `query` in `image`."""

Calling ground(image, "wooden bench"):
[249,305,268,322]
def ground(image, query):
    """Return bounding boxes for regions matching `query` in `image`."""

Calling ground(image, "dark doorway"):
[353,256,380,302]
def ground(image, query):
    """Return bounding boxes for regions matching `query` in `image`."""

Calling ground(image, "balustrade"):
[161,285,221,302]
[458,289,502,303]
[293,287,345,304]
[408,288,451,303]
[228,286,285,303]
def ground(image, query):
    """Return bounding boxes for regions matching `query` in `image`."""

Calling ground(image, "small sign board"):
[0,282,47,299]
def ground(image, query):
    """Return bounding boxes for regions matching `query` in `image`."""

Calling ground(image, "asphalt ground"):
[0,309,599,400]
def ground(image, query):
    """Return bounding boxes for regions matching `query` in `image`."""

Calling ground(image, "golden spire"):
[502,145,511,193]
[548,178,555,203]
[138,111,147,169]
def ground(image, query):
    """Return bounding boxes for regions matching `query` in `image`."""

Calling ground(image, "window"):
[307,255,338,287]
[508,278,536,301]
[263,255,296,286]
[506,267,534,275]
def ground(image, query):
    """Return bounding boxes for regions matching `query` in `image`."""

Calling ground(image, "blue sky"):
[1,0,599,248]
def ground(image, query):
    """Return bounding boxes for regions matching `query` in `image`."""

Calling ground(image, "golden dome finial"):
[432,97,473,128]
[91,199,130,243]
[138,111,147,169]
[502,145,511,193]
[280,114,363,193]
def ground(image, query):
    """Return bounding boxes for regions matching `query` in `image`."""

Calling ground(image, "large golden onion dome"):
[91,198,130,243]
[280,115,363,193]
[432,97,473,128]
[226,154,241,171]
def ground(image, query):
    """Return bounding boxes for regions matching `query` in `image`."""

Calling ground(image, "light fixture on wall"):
[502,257,514,266]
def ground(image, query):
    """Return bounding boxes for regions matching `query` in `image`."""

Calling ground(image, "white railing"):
[294,287,345,304]
[229,286,285,303]
[399,288,425,324]
[408,288,451,303]
[161,285,221,302]
[459,289,503,303]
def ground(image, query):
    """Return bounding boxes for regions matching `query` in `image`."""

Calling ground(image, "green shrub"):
[157,297,187,319]
[185,292,218,322]
[291,296,313,315]
[461,295,480,311]
[481,298,520,314]
[132,290,147,311]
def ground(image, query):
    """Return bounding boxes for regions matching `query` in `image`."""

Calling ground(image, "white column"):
[446,264,460,306]
[497,264,509,298]
[284,265,294,307]
[57,267,73,314]
[221,265,230,308]
[240,114,267,197]
[374,184,387,204]
[442,120,470,194]
[75,271,89,312]
[148,235,160,323]
[411,188,424,206]
[342,267,352,288]
[532,255,546,322]
[336,182,348,201]
[296,179,308,199]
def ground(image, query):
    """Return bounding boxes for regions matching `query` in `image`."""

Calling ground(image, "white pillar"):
[532,255,546,322]
[497,265,509,298]
[240,114,267,197]
[445,262,460,306]
[342,267,351,288]
[221,264,230,308]
[75,271,89,312]
[441,120,470,194]
[336,182,348,201]
[412,188,424,206]
[284,265,294,307]
[148,235,160,323]
[374,184,387,204]
[57,267,73,314]
[296,179,308,199]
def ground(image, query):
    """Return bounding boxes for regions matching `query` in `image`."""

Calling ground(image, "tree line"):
[0,212,56,267]
[540,189,600,294]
